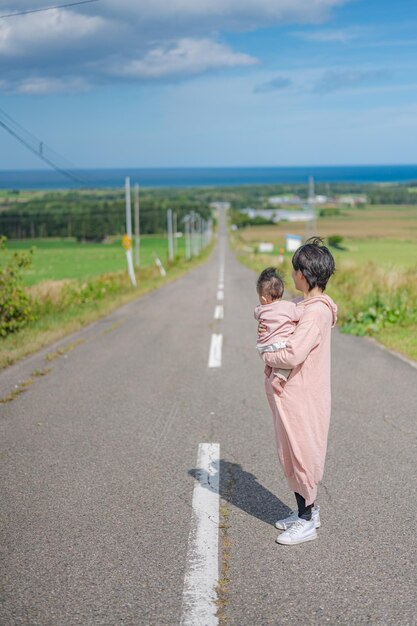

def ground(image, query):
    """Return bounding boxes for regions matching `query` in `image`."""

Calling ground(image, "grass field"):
[1,236,185,286]
[237,204,417,268]
[239,236,417,268]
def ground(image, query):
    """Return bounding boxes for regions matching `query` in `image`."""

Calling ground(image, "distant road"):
[1,211,416,625]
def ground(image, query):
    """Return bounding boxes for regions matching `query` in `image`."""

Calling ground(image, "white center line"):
[216,290,224,301]
[214,305,224,320]
[181,443,220,626]
[208,334,223,368]
[218,282,224,290]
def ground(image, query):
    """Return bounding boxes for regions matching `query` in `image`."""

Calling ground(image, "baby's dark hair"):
[292,237,335,291]
[256,267,284,300]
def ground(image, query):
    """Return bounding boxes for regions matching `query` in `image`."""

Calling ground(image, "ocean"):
[0,165,416,190]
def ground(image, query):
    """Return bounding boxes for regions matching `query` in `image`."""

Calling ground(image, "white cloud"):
[293,27,364,43]
[0,9,106,57]
[0,0,349,93]
[14,77,90,94]
[114,38,257,79]
[100,0,347,26]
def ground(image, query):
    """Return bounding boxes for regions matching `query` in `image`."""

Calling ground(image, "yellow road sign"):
[122,234,132,250]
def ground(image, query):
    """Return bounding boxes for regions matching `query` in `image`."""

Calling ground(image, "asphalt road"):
[1,213,416,625]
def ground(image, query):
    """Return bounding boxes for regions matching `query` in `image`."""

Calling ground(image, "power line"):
[0,106,89,184]
[0,0,99,19]
[0,119,82,184]
[0,106,79,172]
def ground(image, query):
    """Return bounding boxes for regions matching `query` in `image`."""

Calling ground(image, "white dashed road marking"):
[214,305,224,320]
[208,334,223,368]
[181,443,220,626]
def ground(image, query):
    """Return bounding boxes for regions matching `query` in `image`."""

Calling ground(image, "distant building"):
[239,208,315,223]
[336,195,367,206]
[209,201,231,210]
[286,234,303,252]
[268,195,302,206]
[310,195,328,205]
[258,242,274,253]
[239,208,276,220]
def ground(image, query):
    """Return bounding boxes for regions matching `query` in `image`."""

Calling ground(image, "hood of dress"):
[299,294,338,327]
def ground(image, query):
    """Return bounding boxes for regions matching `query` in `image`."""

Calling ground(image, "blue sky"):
[1,0,417,169]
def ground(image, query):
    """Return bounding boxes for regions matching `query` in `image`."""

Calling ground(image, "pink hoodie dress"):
[262,294,338,506]
[254,300,303,385]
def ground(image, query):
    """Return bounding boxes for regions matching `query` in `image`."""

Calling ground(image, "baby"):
[254,267,302,391]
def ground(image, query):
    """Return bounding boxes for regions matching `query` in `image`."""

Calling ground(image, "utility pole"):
[167,208,174,262]
[184,214,191,260]
[194,213,201,255]
[124,176,137,287]
[173,212,178,257]
[305,176,318,241]
[134,183,140,267]
[309,175,315,202]
[190,211,195,256]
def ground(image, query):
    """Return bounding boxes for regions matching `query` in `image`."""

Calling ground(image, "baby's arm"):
[262,312,321,369]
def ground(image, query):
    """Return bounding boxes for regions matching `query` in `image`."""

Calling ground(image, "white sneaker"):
[275,505,321,530]
[276,518,317,545]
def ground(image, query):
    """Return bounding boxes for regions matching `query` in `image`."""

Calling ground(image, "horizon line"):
[1,163,417,173]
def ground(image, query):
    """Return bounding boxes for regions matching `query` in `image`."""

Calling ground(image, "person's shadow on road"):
[188,459,291,526]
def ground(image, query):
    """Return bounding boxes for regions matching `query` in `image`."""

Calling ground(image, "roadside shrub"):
[0,237,35,336]
[327,234,344,249]
[327,261,417,336]
[29,271,133,317]
[319,207,341,217]
[342,293,410,336]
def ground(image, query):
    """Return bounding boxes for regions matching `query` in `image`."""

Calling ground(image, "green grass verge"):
[0,241,214,371]
[1,236,185,285]
[375,325,417,361]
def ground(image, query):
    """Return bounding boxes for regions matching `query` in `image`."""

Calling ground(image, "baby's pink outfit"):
[262,294,338,506]
[254,300,302,392]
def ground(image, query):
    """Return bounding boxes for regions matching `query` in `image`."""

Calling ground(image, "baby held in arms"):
[254,267,302,392]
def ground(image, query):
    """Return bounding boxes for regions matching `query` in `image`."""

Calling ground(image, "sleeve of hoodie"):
[261,308,321,369]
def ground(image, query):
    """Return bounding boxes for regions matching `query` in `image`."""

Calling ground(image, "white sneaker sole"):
[276,531,318,545]
[275,518,321,531]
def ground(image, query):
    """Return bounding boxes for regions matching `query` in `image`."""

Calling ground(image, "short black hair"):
[292,237,335,292]
[256,267,284,300]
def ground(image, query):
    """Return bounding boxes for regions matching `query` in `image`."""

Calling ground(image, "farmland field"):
[1,236,185,286]
[236,204,417,268]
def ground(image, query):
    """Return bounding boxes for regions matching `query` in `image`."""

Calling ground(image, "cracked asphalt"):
[1,216,416,625]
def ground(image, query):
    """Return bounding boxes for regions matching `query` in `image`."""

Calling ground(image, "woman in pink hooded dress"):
[260,237,337,546]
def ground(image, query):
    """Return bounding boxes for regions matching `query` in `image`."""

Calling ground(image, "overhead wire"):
[0,0,99,19]
[0,106,89,185]
[0,106,79,172]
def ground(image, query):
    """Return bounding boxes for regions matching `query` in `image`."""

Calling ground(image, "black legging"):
[295,492,313,521]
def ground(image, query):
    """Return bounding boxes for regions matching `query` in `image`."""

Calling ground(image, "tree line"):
[0,190,211,241]
[1,181,416,241]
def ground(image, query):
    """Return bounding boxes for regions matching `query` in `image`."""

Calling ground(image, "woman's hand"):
[258,321,267,337]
